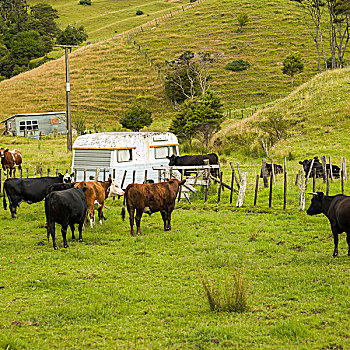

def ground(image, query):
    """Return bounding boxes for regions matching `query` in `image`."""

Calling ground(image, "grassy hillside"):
[1,0,348,142]
[27,0,190,42]
[0,40,173,131]
[214,67,350,160]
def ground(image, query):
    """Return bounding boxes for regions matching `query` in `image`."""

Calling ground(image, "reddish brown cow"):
[75,176,124,227]
[121,178,185,236]
[0,148,22,176]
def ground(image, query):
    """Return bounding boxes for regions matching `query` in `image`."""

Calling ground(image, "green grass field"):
[1,137,350,349]
[27,0,190,42]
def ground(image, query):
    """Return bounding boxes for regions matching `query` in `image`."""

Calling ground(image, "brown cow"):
[121,178,185,236]
[0,148,22,176]
[75,176,124,227]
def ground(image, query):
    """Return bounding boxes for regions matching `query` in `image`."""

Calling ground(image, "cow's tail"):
[3,185,7,210]
[121,191,126,221]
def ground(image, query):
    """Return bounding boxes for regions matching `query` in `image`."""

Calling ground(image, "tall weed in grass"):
[198,268,248,313]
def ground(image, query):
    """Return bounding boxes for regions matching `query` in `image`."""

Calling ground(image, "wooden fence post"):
[326,169,330,196]
[217,171,223,205]
[27,168,29,178]
[313,168,316,193]
[20,168,22,179]
[133,170,136,183]
[298,169,305,211]
[34,167,36,178]
[321,156,326,182]
[230,165,234,206]
[305,158,315,185]
[0,169,1,192]
[144,170,148,184]
[283,157,287,210]
[295,172,299,186]
[13,169,16,178]
[329,156,333,180]
[341,168,344,195]
[344,157,347,181]
[95,168,100,181]
[121,170,127,190]
[178,169,183,202]
[83,169,86,181]
[236,162,242,182]
[269,173,273,208]
[236,172,248,207]
[254,174,259,207]
[262,158,268,188]
[230,162,240,189]
[103,168,106,181]
[271,159,275,184]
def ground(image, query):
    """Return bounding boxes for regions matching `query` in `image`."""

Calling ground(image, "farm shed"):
[1,111,66,137]
[71,132,179,185]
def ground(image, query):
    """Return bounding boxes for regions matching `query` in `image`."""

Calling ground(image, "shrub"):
[190,0,197,2]
[79,0,91,4]
[198,268,249,313]
[225,59,251,72]
[120,105,152,132]
[73,114,87,135]
[136,9,143,15]
[326,56,347,69]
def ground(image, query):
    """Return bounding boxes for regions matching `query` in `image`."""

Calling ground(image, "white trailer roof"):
[73,132,178,150]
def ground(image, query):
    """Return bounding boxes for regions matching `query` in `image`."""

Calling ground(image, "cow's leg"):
[332,227,339,257]
[61,225,69,248]
[70,223,76,240]
[78,221,84,242]
[166,210,172,231]
[50,222,57,250]
[160,211,167,230]
[346,232,350,256]
[9,202,18,219]
[135,209,143,235]
[129,207,135,236]
[97,205,104,225]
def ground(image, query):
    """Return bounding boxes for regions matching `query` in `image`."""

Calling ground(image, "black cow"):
[167,153,219,176]
[46,182,76,195]
[45,187,88,249]
[299,157,340,178]
[3,173,73,218]
[260,163,283,178]
[306,192,350,257]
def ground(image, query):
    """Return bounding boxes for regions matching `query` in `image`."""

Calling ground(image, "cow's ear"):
[5,148,9,152]
[58,172,63,177]
[166,156,170,160]
[298,161,303,165]
[317,192,324,199]
[70,172,74,178]
[180,179,186,185]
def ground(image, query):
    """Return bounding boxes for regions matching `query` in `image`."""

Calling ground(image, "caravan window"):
[117,149,132,162]
[154,146,169,159]
[170,146,177,156]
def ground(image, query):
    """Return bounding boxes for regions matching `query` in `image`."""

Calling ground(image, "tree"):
[120,105,153,132]
[27,3,58,55]
[327,0,350,69]
[169,91,224,149]
[290,0,327,72]
[10,30,45,60]
[56,25,88,45]
[165,50,223,107]
[169,97,197,146]
[237,12,249,31]
[282,52,304,91]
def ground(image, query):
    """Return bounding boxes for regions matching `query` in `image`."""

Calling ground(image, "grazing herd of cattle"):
[1,149,350,257]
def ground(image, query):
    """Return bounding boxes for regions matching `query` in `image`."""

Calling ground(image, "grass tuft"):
[198,267,249,313]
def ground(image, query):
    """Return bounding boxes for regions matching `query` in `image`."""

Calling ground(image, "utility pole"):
[56,44,78,152]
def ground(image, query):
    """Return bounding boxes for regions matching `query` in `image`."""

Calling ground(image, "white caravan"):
[71,132,179,186]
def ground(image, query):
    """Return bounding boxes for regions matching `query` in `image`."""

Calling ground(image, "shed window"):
[20,120,38,131]
[117,149,132,162]
[154,146,169,159]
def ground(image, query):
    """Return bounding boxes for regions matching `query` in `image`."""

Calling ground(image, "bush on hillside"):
[120,105,152,132]
[225,59,251,72]
[136,9,143,15]
[326,56,347,69]
[79,0,91,5]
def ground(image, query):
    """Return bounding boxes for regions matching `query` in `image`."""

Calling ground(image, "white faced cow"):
[0,148,22,177]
